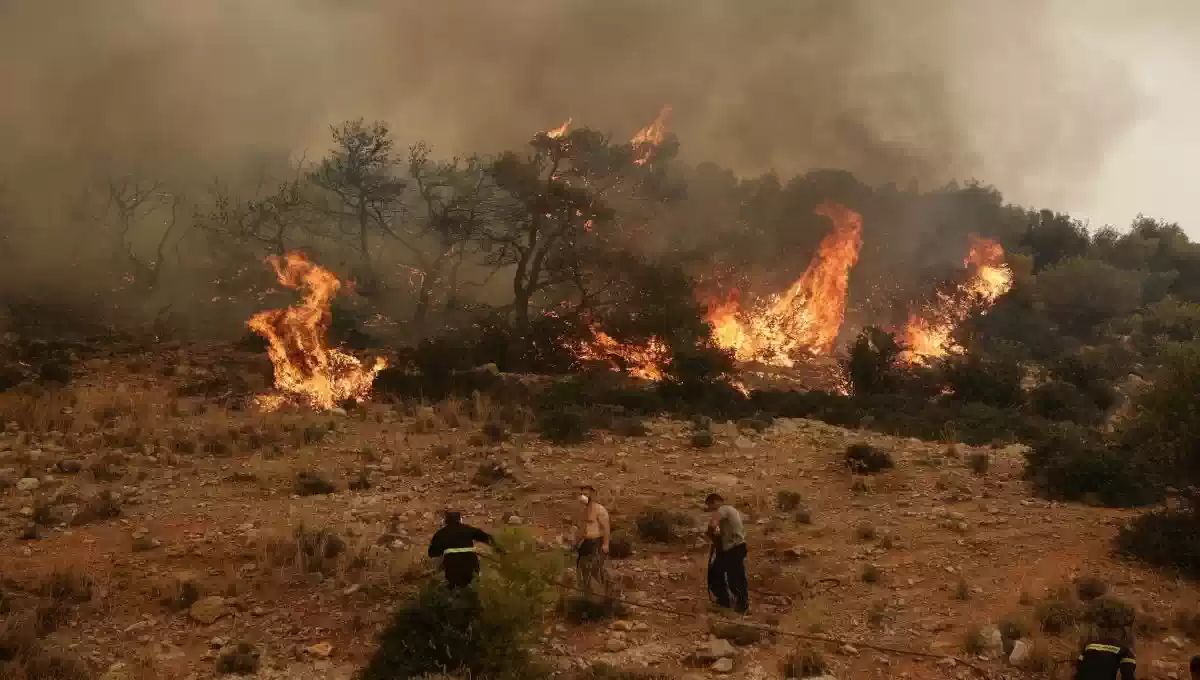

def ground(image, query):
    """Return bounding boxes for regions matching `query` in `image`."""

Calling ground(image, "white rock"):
[1008,639,1032,667]
[979,625,1004,658]
[16,477,39,492]
[711,657,734,673]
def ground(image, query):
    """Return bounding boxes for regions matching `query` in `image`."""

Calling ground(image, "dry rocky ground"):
[1,346,1199,680]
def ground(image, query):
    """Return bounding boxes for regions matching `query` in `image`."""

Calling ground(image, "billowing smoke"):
[0,0,1152,335]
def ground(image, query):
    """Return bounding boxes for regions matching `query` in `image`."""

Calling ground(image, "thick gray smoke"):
[0,0,1138,189]
[0,0,1151,336]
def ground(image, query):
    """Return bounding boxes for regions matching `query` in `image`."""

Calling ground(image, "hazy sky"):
[1033,1,1200,232]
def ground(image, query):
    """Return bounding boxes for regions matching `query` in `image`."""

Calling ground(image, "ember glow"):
[573,326,670,381]
[247,252,387,410]
[901,235,1013,364]
[545,118,572,139]
[631,105,672,166]
[706,203,864,366]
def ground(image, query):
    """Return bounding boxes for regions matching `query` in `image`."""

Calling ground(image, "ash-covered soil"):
[1,346,1197,680]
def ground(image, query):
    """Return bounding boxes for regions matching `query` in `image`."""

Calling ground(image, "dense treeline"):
[4,118,1200,576]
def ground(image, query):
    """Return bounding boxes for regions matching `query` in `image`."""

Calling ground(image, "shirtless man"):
[574,485,610,597]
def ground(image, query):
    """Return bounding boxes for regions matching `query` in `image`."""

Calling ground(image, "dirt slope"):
[1,350,1197,680]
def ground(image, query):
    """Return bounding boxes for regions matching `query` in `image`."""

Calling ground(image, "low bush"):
[966,451,990,475]
[608,533,634,559]
[1116,506,1200,579]
[1035,595,1080,634]
[845,443,894,474]
[1025,424,1161,507]
[775,490,803,512]
[1074,576,1108,601]
[634,507,692,543]
[561,595,628,623]
[215,642,261,675]
[359,529,561,680]
[1082,596,1135,629]
[538,409,590,445]
[294,471,336,496]
[780,644,828,678]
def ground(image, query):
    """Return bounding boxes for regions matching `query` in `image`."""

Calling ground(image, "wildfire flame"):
[247,252,387,410]
[631,105,672,166]
[706,203,864,366]
[545,117,572,139]
[901,235,1013,364]
[573,326,670,381]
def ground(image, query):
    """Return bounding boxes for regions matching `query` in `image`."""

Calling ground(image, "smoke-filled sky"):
[0,0,1195,233]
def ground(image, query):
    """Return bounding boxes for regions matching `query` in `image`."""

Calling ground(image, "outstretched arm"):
[599,510,611,552]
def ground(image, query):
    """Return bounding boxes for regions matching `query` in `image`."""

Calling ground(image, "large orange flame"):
[572,326,670,381]
[706,203,864,366]
[247,252,387,410]
[901,235,1013,364]
[631,105,672,166]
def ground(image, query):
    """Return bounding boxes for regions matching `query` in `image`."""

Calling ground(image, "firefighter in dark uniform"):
[427,511,497,589]
[1075,625,1136,680]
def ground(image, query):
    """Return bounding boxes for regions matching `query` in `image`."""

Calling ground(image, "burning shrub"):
[844,443,894,474]
[538,409,590,445]
[1024,424,1160,507]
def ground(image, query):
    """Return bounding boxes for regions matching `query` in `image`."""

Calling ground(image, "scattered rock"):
[711,657,734,673]
[733,436,755,450]
[694,638,736,663]
[979,624,1004,658]
[839,644,859,656]
[189,596,230,625]
[605,637,629,653]
[16,477,39,492]
[305,641,334,659]
[55,459,83,474]
[1008,640,1032,667]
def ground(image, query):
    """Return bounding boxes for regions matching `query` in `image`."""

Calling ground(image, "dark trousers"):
[442,553,481,589]
[707,543,748,613]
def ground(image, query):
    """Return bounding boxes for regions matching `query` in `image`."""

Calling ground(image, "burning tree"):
[706,202,864,365]
[481,124,678,338]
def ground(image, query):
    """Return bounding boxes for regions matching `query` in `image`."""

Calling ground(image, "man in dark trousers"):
[1074,622,1136,680]
[427,511,497,589]
[705,493,748,615]
[1190,655,1199,680]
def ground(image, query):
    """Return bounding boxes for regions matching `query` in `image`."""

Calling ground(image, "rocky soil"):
[1,347,1198,680]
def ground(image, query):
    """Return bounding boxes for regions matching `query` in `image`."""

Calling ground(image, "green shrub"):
[845,443,894,474]
[634,507,692,543]
[538,409,590,445]
[1116,506,1200,579]
[359,529,560,680]
[610,417,649,437]
[943,354,1024,409]
[1028,381,1102,423]
[1025,424,1161,507]
[844,327,904,396]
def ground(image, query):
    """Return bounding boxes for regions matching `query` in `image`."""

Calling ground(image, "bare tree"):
[405,143,497,325]
[100,174,190,291]
[308,120,406,283]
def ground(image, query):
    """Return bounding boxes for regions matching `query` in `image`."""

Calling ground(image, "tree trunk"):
[413,276,433,325]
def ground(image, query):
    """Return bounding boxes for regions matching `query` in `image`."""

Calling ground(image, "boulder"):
[1008,639,1032,667]
[189,596,229,625]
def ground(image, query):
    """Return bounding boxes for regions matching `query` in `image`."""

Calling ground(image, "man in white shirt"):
[705,493,748,614]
